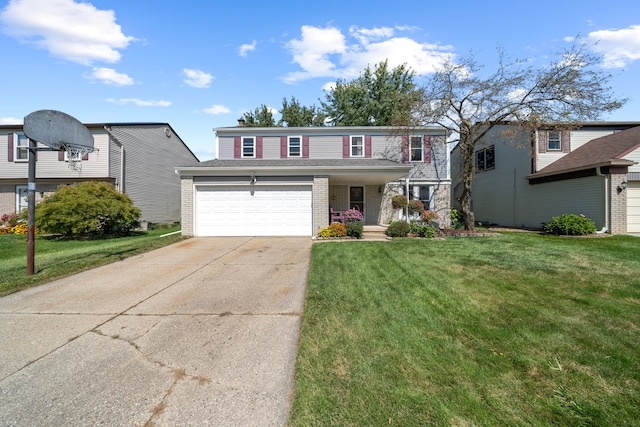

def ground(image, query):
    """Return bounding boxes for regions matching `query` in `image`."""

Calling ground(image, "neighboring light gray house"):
[451,122,640,234]
[176,125,451,237]
[1,122,199,225]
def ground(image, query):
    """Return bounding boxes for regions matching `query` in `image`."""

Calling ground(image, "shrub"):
[542,213,597,236]
[1,213,20,227]
[391,195,408,210]
[385,221,410,237]
[344,208,364,222]
[410,222,438,238]
[450,208,464,229]
[422,210,439,223]
[319,222,347,238]
[36,182,141,236]
[345,221,363,239]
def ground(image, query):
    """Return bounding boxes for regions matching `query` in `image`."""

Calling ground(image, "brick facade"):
[180,177,194,236]
[313,176,329,235]
[610,173,627,235]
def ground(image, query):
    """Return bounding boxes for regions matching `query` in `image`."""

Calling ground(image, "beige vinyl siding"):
[626,147,640,173]
[537,129,619,170]
[218,135,235,159]
[307,135,342,158]
[628,181,640,233]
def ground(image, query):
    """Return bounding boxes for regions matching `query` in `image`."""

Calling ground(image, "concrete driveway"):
[0,237,311,427]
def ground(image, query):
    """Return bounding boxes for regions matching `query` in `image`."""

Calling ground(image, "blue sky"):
[1,0,639,160]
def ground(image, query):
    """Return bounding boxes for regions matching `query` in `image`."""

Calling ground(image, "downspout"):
[596,166,609,233]
[104,126,125,193]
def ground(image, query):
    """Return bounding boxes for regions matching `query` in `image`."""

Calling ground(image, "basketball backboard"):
[23,109,93,151]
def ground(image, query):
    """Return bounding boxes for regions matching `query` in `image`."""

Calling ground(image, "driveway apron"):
[0,237,311,427]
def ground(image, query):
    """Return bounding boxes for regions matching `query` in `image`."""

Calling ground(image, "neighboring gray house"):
[451,122,640,234]
[1,122,198,224]
[176,125,451,237]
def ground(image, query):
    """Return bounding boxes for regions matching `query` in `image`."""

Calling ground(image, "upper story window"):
[288,136,301,157]
[476,145,495,171]
[410,136,423,161]
[14,133,30,162]
[351,136,364,157]
[242,136,255,158]
[547,131,561,150]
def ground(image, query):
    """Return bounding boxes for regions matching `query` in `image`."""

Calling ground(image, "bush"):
[410,222,438,238]
[36,182,141,236]
[542,213,597,236]
[385,221,410,237]
[344,208,364,222]
[345,221,363,239]
[319,222,347,238]
[450,208,464,229]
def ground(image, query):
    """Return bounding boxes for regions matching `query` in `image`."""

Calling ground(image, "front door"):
[349,186,364,217]
[16,185,28,213]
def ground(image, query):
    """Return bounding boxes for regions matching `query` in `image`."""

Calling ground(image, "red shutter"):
[424,135,432,163]
[280,136,287,158]
[256,136,263,158]
[538,131,548,154]
[365,135,372,158]
[234,136,241,158]
[561,130,571,153]
[8,133,13,162]
[401,136,409,163]
[302,136,309,158]
[342,135,350,158]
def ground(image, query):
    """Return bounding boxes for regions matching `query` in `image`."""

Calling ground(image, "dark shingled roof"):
[532,125,640,176]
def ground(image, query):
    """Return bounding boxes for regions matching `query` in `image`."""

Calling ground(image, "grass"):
[289,233,640,426]
[0,227,184,296]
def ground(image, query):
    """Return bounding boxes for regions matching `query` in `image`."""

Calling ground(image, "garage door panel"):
[196,185,312,236]
[628,182,640,233]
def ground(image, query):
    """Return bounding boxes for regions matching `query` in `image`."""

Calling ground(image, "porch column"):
[313,176,329,236]
[610,173,627,235]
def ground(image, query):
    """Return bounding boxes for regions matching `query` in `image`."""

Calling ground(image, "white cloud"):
[0,117,23,124]
[588,24,640,68]
[107,98,171,107]
[322,81,336,92]
[239,40,257,57]
[284,25,454,84]
[203,104,231,115]
[87,67,134,86]
[0,0,135,65]
[183,68,214,88]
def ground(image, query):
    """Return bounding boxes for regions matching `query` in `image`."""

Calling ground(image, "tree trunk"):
[458,138,475,231]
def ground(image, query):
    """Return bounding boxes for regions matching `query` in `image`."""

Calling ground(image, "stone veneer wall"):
[180,176,194,236]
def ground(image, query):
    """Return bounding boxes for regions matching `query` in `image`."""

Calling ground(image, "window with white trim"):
[410,136,423,161]
[475,145,495,171]
[409,184,434,210]
[14,133,30,162]
[350,135,364,157]
[242,136,255,158]
[288,136,301,157]
[547,131,561,150]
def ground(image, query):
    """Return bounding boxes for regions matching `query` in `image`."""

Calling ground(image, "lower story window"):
[408,185,434,210]
[476,145,495,171]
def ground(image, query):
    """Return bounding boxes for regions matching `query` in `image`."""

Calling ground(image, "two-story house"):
[176,125,451,237]
[451,122,640,234]
[1,123,199,225]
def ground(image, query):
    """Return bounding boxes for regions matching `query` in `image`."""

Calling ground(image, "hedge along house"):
[1,123,198,225]
[176,125,451,237]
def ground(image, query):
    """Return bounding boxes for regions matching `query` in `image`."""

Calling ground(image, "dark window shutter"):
[401,136,409,163]
[234,136,241,158]
[8,133,13,162]
[365,135,372,158]
[342,135,350,158]
[302,136,309,158]
[256,136,263,159]
[538,131,548,154]
[280,136,287,158]
[424,135,432,163]
[561,130,571,153]
[58,150,65,161]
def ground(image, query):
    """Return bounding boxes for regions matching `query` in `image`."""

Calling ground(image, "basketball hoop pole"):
[27,138,36,276]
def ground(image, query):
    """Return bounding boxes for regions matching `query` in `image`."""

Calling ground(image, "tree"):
[279,96,327,126]
[321,60,422,126]
[241,104,276,127]
[36,182,141,236]
[413,42,626,230]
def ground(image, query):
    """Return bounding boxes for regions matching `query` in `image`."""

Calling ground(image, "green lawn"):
[289,233,640,426]
[0,228,184,296]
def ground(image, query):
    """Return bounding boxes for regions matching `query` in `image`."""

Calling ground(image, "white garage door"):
[196,185,312,236]
[628,181,640,233]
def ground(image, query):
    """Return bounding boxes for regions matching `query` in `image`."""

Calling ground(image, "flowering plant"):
[407,199,424,215]
[343,208,364,222]
[421,209,439,223]
[391,195,408,210]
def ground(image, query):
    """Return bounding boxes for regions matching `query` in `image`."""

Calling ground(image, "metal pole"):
[27,138,36,276]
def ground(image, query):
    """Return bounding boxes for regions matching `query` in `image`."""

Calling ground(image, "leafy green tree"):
[321,60,421,126]
[36,182,141,236]
[278,96,327,127]
[414,42,626,230]
[241,105,276,127]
